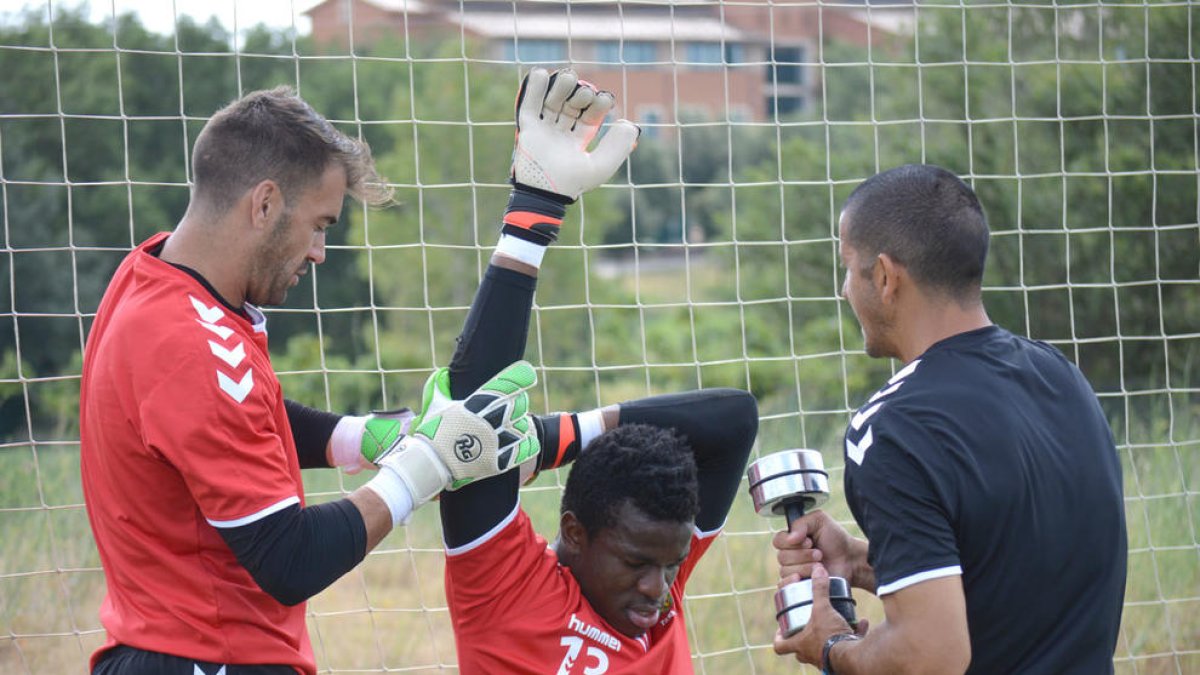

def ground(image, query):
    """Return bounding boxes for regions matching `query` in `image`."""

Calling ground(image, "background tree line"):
[1,4,1195,453]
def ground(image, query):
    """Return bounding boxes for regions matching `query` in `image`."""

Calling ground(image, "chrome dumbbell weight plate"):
[775,577,857,636]
[746,449,830,518]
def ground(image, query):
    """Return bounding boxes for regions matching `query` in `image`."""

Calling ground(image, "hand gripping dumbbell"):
[747,449,857,636]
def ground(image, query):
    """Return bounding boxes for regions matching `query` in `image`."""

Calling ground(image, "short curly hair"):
[561,423,700,536]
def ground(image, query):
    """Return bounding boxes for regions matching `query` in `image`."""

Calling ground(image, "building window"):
[767,95,806,118]
[681,42,745,67]
[769,45,806,85]
[597,41,657,65]
[504,39,567,64]
[686,42,722,65]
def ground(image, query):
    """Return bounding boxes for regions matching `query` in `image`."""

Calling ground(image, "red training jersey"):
[445,506,718,674]
[80,233,312,673]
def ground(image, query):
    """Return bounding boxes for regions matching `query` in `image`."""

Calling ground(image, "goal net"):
[1,1,1196,673]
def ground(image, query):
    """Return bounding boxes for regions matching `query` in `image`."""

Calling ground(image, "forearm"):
[217,500,368,606]
[824,621,966,675]
[284,399,341,468]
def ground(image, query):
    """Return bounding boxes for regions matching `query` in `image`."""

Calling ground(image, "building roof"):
[452,11,752,42]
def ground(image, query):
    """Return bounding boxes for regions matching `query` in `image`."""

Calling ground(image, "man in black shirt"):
[772,164,1126,674]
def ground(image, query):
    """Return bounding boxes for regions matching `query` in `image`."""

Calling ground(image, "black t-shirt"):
[844,325,1126,674]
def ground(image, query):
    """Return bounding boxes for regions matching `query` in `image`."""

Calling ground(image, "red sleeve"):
[140,351,300,524]
[445,507,568,630]
[676,528,719,590]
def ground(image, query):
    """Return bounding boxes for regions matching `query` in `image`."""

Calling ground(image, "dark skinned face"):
[559,500,694,638]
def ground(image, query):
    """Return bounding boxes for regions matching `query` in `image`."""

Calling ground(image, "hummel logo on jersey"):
[568,613,621,652]
[208,340,245,368]
[846,359,923,466]
[197,320,234,341]
[847,425,873,465]
[851,402,883,431]
[190,294,254,405]
[189,295,225,324]
[218,370,254,404]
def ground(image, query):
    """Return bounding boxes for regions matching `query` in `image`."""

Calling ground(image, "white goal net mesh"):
[1,1,1197,673]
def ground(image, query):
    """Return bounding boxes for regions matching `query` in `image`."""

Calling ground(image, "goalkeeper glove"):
[501,67,640,255]
[330,408,415,475]
[511,66,640,202]
[373,361,541,506]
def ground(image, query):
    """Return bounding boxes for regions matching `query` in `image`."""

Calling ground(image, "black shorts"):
[93,645,298,675]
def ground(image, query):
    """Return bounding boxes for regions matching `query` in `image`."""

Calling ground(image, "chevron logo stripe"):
[217,369,254,404]
[847,425,874,466]
[869,380,904,403]
[208,340,246,368]
[887,358,922,385]
[851,402,884,431]
[197,320,234,341]
[189,295,225,324]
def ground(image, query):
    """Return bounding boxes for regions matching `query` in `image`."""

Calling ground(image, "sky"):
[1,0,320,35]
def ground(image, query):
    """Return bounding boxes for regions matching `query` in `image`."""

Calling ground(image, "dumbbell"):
[747,449,857,636]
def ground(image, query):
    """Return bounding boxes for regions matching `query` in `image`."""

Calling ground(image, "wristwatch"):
[821,632,861,675]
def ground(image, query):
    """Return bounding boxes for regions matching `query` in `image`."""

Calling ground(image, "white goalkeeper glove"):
[371,361,541,507]
[511,67,640,203]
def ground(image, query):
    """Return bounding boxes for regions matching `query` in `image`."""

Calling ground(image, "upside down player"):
[434,67,760,674]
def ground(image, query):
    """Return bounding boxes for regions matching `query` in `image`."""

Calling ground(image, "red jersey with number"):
[80,232,312,673]
[445,505,718,674]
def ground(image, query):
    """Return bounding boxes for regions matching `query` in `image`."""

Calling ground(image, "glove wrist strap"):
[503,186,570,244]
[364,467,415,527]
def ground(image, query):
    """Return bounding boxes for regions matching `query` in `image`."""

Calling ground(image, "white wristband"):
[577,409,606,450]
[330,415,368,469]
[364,467,415,527]
[496,233,547,268]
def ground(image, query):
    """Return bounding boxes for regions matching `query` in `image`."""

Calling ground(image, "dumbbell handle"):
[785,500,808,528]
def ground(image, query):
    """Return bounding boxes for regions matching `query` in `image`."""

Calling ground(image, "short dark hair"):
[191,86,391,214]
[842,164,989,300]
[561,424,700,536]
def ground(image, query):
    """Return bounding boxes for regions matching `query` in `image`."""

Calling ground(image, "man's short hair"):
[191,86,391,214]
[842,164,989,300]
[561,424,700,535]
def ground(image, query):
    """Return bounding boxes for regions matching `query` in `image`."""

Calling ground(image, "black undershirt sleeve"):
[617,388,758,533]
[284,399,342,469]
[440,265,537,548]
[217,500,368,606]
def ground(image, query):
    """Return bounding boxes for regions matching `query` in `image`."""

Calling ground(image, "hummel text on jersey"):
[567,613,621,652]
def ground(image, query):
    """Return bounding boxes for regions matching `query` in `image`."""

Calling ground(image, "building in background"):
[304,0,913,129]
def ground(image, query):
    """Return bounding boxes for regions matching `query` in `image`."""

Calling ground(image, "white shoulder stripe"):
[850,402,883,431]
[207,496,300,529]
[887,358,922,384]
[876,565,962,596]
[445,502,522,556]
[189,294,224,324]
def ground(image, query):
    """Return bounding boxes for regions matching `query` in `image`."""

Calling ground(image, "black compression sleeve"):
[284,399,341,469]
[440,264,537,548]
[217,500,367,606]
[447,265,536,396]
[619,389,758,533]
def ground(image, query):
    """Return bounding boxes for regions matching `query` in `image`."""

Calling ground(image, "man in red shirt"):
[81,71,639,674]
